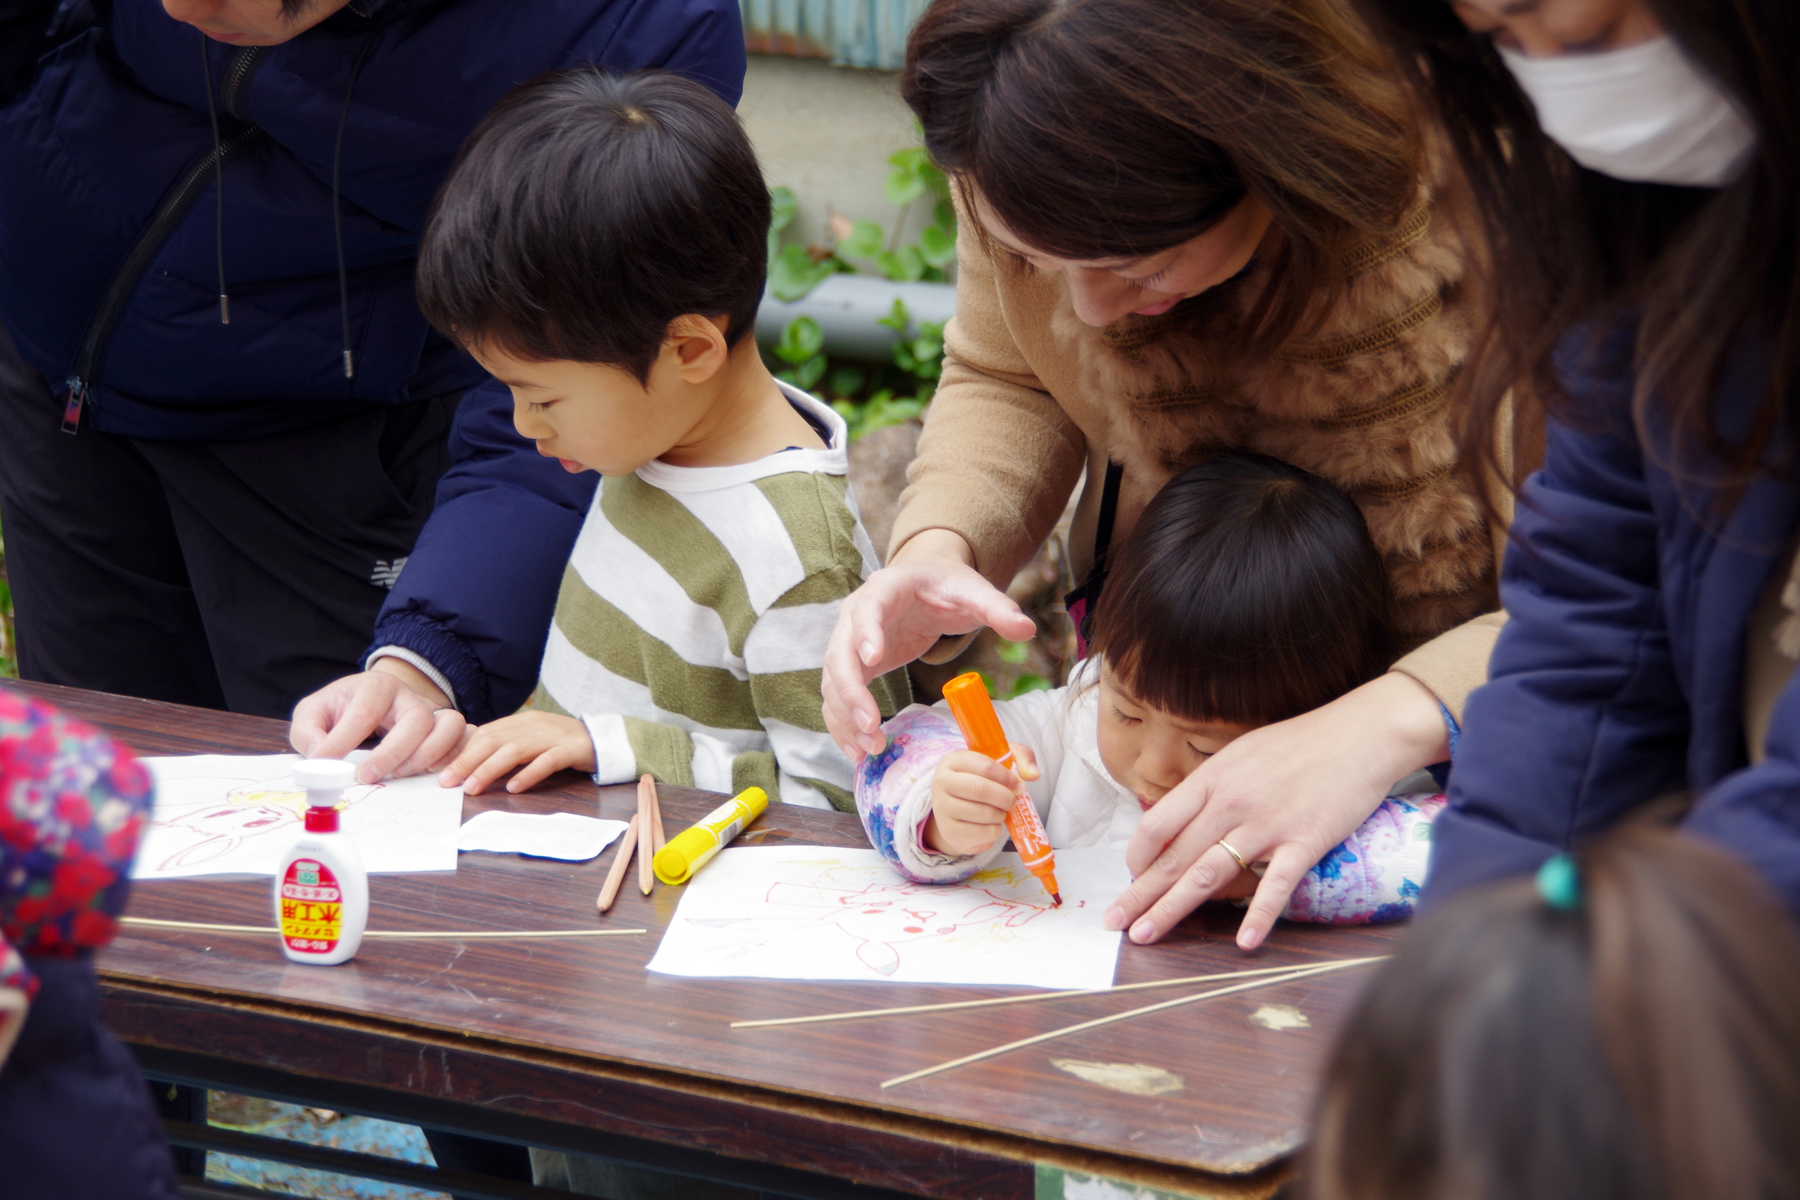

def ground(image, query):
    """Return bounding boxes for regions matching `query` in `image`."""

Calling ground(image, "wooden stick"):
[879,957,1380,1090]
[597,814,640,913]
[733,957,1387,1029]
[121,917,645,939]
[637,774,656,895]
[650,779,666,855]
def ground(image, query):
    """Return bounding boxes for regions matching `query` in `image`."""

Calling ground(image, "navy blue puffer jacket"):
[1,0,744,721]
[1430,320,1800,917]
[0,0,744,439]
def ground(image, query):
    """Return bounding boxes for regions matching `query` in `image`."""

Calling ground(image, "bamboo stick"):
[733,957,1386,1029]
[879,957,1380,1089]
[121,917,645,939]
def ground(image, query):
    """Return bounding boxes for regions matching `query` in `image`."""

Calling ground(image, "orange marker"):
[941,671,1061,906]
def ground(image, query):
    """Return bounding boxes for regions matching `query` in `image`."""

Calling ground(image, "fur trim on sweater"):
[1043,192,1493,647]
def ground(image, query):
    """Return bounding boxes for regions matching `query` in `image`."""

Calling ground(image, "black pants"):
[0,324,454,719]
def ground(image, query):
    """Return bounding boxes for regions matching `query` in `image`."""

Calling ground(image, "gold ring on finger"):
[1217,838,1249,873]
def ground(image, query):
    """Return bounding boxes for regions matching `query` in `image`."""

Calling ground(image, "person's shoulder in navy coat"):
[1432,317,1800,918]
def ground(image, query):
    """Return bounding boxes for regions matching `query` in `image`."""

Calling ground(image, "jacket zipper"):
[62,47,266,434]
[220,46,265,120]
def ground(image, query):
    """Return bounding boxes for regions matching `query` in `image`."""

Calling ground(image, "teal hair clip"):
[1535,853,1581,911]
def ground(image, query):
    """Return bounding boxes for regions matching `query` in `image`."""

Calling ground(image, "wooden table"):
[18,681,1402,1200]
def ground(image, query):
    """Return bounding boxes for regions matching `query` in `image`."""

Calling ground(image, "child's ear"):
[663,314,731,384]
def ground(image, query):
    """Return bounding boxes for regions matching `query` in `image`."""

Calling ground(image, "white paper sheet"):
[457,810,628,861]
[646,845,1128,989]
[134,754,463,878]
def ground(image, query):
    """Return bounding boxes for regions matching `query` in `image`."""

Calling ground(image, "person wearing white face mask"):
[1494,35,1755,186]
[1341,0,1800,922]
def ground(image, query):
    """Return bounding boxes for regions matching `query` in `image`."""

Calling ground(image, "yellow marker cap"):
[652,787,769,885]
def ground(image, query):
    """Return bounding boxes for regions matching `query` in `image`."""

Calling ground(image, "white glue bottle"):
[273,759,368,965]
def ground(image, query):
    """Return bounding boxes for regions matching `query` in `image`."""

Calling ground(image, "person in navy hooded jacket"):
[0,0,742,729]
[1344,0,1800,917]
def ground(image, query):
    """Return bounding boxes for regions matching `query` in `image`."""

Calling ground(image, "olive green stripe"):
[602,475,758,654]
[796,775,856,814]
[748,667,835,733]
[554,571,762,732]
[624,717,695,789]
[754,473,858,579]
[732,752,781,803]
[529,683,571,717]
[772,567,865,610]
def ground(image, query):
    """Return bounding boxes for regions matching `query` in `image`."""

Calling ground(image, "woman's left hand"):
[1105,672,1450,950]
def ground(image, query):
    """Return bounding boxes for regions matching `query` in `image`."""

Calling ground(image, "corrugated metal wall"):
[741,0,933,70]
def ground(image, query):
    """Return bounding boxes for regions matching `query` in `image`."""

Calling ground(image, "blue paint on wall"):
[741,0,932,70]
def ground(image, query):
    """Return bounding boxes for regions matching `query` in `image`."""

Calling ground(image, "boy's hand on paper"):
[1104,672,1449,951]
[924,744,1040,856]
[289,661,466,785]
[824,530,1036,761]
[438,711,597,795]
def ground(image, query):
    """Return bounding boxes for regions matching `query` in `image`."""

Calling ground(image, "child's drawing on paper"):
[647,846,1128,990]
[133,754,463,879]
[692,869,1062,976]
[148,777,384,873]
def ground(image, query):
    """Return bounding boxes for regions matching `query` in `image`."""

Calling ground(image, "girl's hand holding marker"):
[926,746,1041,857]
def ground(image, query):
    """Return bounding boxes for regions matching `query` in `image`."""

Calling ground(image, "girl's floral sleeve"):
[0,688,155,999]
[1281,793,1446,924]
[854,705,1004,884]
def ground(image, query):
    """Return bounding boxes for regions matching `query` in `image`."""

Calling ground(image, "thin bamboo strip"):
[733,957,1386,1029]
[879,957,1381,1089]
[121,917,645,939]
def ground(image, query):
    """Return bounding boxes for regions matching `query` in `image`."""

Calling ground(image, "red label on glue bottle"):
[273,759,368,965]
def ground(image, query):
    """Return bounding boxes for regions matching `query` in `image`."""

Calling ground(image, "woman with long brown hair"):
[1341,0,1800,917]
[823,0,1530,949]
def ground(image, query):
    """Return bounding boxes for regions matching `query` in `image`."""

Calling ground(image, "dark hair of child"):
[1087,452,1396,727]
[1306,825,1800,1200]
[416,69,769,383]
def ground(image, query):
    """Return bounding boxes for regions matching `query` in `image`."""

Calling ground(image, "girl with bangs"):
[824,0,1532,952]
[856,454,1444,926]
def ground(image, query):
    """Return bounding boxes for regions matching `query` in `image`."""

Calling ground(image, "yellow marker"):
[653,787,769,885]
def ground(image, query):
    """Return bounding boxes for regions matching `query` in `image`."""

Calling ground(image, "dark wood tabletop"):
[15,679,1403,1199]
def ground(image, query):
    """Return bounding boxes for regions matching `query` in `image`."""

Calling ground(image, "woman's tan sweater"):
[890,193,1536,720]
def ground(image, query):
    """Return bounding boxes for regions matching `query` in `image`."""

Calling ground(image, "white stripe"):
[742,598,843,676]
[688,732,741,794]
[539,626,764,754]
[567,505,741,670]
[583,713,637,784]
[760,715,855,794]
[635,383,849,494]
[775,773,834,810]
[667,485,807,612]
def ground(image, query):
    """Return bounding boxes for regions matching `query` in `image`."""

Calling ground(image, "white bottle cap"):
[292,759,358,795]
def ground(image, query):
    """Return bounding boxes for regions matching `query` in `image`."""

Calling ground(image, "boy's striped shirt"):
[533,384,908,811]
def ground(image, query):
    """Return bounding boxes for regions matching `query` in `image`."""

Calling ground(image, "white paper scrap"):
[134,754,463,878]
[647,845,1128,990]
[457,810,628,861]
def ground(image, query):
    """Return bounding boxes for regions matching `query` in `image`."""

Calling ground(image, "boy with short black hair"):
[417,68,908,812]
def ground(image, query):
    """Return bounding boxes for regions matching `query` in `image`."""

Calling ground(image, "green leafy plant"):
[771,298,942,442]
[766,131,957,301]
[770,314,827,391]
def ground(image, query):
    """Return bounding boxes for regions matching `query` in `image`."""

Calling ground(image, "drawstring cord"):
[333,37,376,380]
[198,33,229,325]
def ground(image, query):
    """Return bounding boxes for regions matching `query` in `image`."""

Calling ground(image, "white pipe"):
[755,275,956,361]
